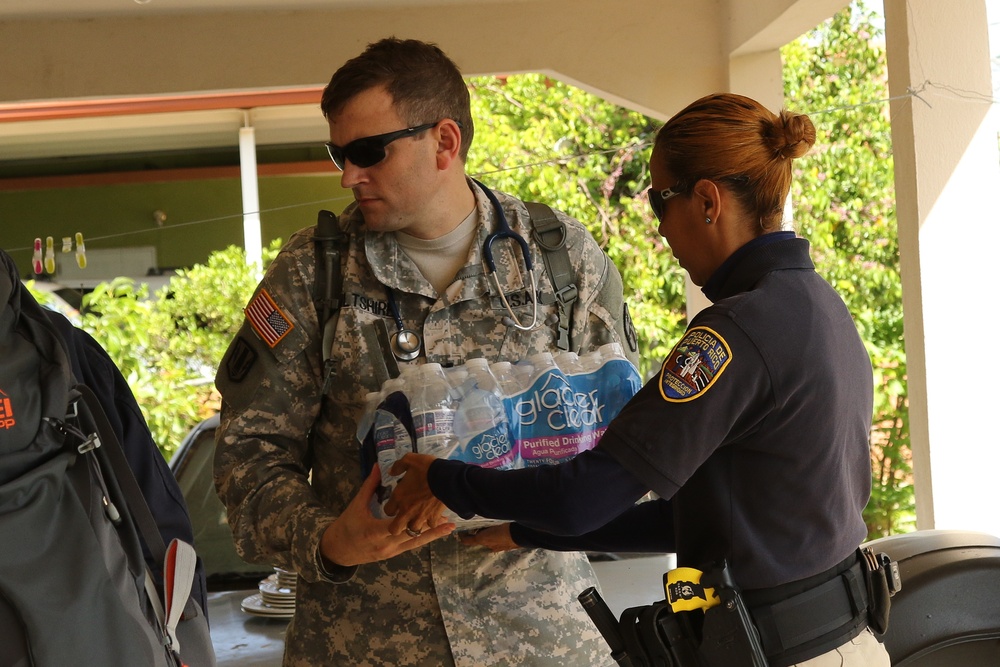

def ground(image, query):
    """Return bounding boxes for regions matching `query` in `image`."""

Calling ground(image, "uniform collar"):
[701,232,813,302]
[362,179,529,303]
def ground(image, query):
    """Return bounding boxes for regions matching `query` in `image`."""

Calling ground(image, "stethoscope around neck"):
[384,287,421,361]
[382,178,540,362]
[475,178,540,333]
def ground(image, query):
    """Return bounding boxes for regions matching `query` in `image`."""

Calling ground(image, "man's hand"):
[384,453,448,537]
[319,465,454,568]
[459,524,520,553]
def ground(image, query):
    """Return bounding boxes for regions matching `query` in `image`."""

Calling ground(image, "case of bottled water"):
[360,345,642,526]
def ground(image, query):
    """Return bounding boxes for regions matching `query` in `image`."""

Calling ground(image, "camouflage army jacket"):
[214,182,636,667]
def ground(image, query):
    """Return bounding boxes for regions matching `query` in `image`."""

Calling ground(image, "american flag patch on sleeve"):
[245,289,294,348]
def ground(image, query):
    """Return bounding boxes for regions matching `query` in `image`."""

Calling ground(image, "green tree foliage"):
[783,1,914,537]
[73,241,281,457]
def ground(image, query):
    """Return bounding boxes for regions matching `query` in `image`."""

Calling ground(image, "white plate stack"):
[241,567,297,619]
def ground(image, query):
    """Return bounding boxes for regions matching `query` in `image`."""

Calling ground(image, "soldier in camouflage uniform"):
[214,37,639,667]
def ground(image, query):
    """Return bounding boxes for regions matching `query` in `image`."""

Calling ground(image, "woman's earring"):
[705,217,712,224]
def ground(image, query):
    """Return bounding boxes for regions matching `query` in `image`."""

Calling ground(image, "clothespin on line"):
[31,233,87,274]
[44,237,56,274]
[32,238,42,275]
[75,232,87,269]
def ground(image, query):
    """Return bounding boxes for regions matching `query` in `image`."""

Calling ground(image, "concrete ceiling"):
[0,93,332,176]
[0,0,561,175]
[0,0,847,177]
[0,0,516,19]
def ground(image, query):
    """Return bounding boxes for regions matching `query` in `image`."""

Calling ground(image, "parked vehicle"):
[865,529,1000,665]
[169,415,288,667]
[22,279,83,324]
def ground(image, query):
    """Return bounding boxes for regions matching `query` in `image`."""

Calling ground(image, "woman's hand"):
[459,524,520,553]
[384,453,449,536]
[319,465,454,567]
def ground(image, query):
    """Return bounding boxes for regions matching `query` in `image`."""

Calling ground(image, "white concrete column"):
[238,121,263,274]
[884,0,1000,535]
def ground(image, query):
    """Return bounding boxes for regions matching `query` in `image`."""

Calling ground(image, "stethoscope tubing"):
[472,178,540,332]
[382,178,542,361]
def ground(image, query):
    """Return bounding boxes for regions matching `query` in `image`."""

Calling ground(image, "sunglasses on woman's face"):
[647,185,685,221]
[324,122,439,170]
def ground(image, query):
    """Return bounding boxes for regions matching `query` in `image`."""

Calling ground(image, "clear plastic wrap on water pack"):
[360,343,641,527]
[510,344,641,468]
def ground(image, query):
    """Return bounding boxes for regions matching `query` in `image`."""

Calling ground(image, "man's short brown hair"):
[321,37,474,160]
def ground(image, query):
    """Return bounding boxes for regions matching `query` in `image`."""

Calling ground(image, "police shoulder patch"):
[659,326,732,402]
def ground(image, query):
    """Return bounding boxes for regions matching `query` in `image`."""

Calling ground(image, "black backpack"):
[0,250,214,667]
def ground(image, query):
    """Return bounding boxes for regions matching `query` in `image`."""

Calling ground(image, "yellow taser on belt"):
[664,566,721,612]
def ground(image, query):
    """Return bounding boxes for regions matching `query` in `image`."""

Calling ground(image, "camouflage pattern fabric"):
[214,182,636,666]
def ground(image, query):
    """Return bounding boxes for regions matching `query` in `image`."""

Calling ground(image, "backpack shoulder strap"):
[75,383,167,564]
[314,209,349,391]
[74,382,209,661]
[524,201,578,351]
[314,209,348,331]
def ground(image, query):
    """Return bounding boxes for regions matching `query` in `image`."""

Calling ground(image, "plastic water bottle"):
[554,350,583,376]
[488,361,523,466]
[526,351,559,375]
[489,361,522,398]
[355,390,383,444]
[371,389,415,517]
[598,342,626,360]
[444,365,467,383]
[597,342,643,404]
[512,360,535,388]
[443,366,470,403]
[398,364,421,382]
[566,343,642,461]
[515,352,578,468]
[460,359,495,402]
[453,359,516,469]
[578,350,604,374]
[409,363,457,457]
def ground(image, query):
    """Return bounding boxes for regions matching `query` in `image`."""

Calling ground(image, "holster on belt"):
[580,550,901,667]
[614,561,768,667]
[860,546,902,636]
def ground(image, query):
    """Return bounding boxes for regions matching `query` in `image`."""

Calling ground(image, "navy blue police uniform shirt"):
[431,233,873,592]
[598,233,873,589]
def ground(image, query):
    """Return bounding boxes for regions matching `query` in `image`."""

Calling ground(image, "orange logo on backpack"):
[0,389,15,430]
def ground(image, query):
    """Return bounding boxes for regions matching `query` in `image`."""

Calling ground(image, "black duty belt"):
[745,552,869,666]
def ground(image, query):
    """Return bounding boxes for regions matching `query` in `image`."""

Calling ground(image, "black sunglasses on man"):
[325,121,443,170]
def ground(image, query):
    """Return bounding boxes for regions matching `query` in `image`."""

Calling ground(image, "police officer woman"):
[388,93,892,667]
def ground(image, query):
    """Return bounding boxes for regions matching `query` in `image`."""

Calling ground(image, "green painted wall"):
[0,172,352,277]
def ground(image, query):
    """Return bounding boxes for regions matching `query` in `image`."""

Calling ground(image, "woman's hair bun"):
[774,110,816,159]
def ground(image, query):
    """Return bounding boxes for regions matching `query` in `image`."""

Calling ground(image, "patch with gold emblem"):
[659,326,732,402]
